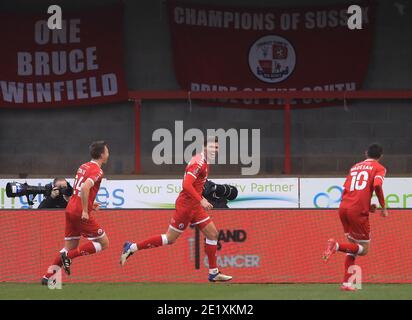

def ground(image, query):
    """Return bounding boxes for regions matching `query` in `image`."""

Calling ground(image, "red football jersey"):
[179,152,208,202]
[66,161,103,214]
[340,159,386,212]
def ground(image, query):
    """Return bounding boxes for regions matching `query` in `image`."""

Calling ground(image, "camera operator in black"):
[202,180,238,209]
[38,178,73,209]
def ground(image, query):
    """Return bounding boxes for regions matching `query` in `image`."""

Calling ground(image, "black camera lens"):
[6,182,24,197]
[225,185,238,201]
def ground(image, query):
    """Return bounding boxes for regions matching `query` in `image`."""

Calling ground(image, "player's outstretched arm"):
[80,179,93,220]
[182,174,213,210]
[373,175,388,217]
[182,174,202,201]
[200,198,213,210]
[380,207,389,218]
[369,203,388,217]
[93,201,100,210]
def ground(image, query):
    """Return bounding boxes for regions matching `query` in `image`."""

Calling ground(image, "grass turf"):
[0,283,411,300]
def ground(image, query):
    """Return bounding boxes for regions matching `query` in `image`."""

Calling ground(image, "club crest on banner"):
[248,35,296,83]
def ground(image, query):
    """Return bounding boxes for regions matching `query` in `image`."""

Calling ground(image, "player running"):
[120,137,232,282]
[41,141,110,285]
[322,143,388,291]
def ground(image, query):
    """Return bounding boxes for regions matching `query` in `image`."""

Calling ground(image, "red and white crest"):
[248,35,296,84]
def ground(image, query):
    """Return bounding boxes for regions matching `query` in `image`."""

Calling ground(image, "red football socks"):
[205,240,218,269]
[343,254,356,283]
[44,242,102,279]
[137,235,164,250]
[44,254,63,278]
[67,242,97,259]
[338,242,361,254]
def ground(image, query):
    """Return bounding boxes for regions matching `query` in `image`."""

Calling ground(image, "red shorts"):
[170,197,211,233]
[65,211,105,241]
[339,207,370,242]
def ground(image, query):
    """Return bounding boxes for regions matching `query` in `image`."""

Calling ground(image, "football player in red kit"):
[120,137,232,282]
[322,143,388,291]
[41,141,110,285]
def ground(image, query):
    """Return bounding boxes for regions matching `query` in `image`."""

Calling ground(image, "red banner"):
[0,5,128,108]
[168,1,375,108]
[0,209,411,283]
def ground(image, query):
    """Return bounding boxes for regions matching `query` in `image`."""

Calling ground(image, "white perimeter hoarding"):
[300,178,412,208]
[0,178,299,209]
[2,177,409,209]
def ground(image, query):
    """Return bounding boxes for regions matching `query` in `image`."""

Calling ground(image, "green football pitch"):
[0,283,411,300]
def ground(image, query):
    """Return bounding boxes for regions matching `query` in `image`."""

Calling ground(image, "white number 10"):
[350,171,369,191]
